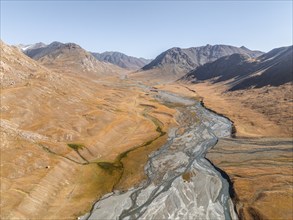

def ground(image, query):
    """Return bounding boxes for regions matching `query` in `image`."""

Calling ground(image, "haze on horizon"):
[1,1,292,59]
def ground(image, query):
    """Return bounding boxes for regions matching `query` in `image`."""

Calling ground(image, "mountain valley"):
[1,40,292,220]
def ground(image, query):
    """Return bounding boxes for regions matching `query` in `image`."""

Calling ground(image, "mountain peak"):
[46,41,81,50]
[48,41,63,47]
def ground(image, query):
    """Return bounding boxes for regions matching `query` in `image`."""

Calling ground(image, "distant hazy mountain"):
[16,42,47,51]
[183,45,293,90]
[142,44,264,75]
[92,51,151,70]
[24,41,123,75]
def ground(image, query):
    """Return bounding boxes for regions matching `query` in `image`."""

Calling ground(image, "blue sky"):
[1,1,292,58]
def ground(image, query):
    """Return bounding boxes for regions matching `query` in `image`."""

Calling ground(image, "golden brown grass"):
[207,138,293,220]
[1,42,178,219]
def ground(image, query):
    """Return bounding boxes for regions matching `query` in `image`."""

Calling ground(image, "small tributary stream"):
[80,90,238,220]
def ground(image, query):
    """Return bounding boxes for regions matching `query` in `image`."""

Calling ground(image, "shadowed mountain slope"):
[92,51,151,70]
[141,44,263,76]
[183,45,293,90]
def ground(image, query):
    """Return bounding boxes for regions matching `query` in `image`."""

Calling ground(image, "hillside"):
[92,51,151,70]
[0,40,54,88]
[0,40,177,219]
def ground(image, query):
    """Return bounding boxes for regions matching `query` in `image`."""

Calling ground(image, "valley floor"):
[158,82,293,220]
[159,82,293,138]
[1,71,292,219]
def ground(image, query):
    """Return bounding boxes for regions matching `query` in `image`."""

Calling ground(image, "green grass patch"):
[97,162,123,174]
[67,143,85,151]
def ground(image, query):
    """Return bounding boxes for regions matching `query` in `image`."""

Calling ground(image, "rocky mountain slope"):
[92,51,151,70]
[24,41,123,76]
[141,44,263,75]
[183,45,293,90]
[0,41,54,88]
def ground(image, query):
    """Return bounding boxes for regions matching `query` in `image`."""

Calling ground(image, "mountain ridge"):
[92,51,151,70]
[23,41,124,76]
[182,45,293,90]
[141,44,264,75]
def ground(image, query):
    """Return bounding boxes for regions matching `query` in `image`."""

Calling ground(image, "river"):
[80,89,238,220]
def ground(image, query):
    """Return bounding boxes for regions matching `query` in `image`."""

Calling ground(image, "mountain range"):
[23,41,123,76]
[12,41,293,89]
[182,45,293,90]
[92,51,151,70]
[142,44,264,75]
[18,42,151,71]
